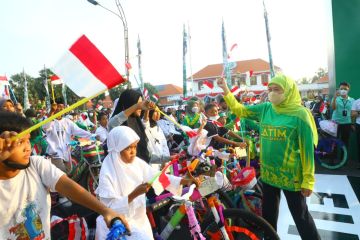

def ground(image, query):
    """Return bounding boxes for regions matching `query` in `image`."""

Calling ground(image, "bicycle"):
[146,157,279,240]
[315,119,348,169]
[68,138,105,195]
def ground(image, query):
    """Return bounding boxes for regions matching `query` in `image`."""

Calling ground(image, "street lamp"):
[87,0,130,86]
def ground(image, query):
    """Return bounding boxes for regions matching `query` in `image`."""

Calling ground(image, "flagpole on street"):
[87,0,130,87]
[23,69,30,110]
[187,22,195,97]
[43,65,51,111]
[137,35,144,92]
[182,24,188,98]
[12,89,108,140]
[263,0,275,78]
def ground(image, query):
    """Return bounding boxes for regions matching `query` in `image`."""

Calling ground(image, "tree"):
[311,67,328,83]
[144,82,158,96]
[9,72,37,106]
[300,77,310,84]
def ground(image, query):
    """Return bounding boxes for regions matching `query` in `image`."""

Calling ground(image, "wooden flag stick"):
[12,89,107,140]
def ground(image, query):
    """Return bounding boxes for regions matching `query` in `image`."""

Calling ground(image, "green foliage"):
[8,68,129,109]
[144,82,158,96]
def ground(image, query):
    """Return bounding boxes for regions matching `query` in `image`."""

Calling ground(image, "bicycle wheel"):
[79,168,100,196]
[315,137,347,169]
[201,208,279,240]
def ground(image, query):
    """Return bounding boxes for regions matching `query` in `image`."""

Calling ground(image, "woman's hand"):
[138,100,156,111]
[216,78,230,95]
[102,208,130,232]
[0,131,19,162]
[301,188,312,197]
[232,141,246,148]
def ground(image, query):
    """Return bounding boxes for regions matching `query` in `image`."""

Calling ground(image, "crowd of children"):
[5,74,355,239]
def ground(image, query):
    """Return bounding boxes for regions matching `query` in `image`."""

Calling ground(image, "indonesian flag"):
[52,35,125,98]
[151,93,159,102]
[125,62,132,71]
[152,158,178,195]
[234,117,241,131]
[320,103,327,114]
[50,75,63,85]
[227,43,238,59]
[0,75,9,98]
[203,80,214,89]
[0,75,8,81]
[231,86,240,95]
[143,88,149,99]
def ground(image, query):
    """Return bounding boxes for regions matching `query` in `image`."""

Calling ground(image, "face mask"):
[315,100,320,103]
[191,107,199,113]
[268,92,285,105]
[3,159,31,170]
[208,115,220,121]
[339,89,348,96]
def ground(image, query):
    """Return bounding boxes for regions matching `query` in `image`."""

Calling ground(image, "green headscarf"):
[269,74,318,146]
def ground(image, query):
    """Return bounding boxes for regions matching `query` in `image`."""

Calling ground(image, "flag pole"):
[187,21,195,97]
[51,82,56,104]
[23,69,30,110]
[12,89,107,140]
[182,24,188,98]
[43,65,51,111]
[263,0,275,78]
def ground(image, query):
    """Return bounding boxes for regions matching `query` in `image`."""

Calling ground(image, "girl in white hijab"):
[95,126,194,239]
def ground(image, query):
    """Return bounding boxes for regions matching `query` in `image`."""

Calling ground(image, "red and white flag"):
[0,75,10,98]
[143,88,149,99]
[0,75,8,82]
[234,117,241,131]
[203,80,214,89]
[231,86,240,95]
[151,93,159,102]
[245,70,254,82]
[152,158,178,195]
[50,75,63,85]
[52,35,125,98]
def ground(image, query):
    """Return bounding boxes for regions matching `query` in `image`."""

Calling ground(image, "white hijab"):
[96,126,145,215]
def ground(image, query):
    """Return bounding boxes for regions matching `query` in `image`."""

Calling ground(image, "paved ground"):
[315,157,360,177]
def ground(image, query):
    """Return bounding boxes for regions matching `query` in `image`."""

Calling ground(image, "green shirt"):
[331,96,354,124]
[225,93,315,191]
[182,113,201,129]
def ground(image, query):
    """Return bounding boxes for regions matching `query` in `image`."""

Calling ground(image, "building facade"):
[187,58,281,100]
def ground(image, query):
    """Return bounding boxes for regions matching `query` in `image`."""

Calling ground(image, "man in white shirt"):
[351,98,360,168]
[43,99,93,172]
[95,112,109,143]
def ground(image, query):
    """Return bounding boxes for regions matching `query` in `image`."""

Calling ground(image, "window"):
[250,76,257,86]
[240,75,246,86]
[198,81,203,91]
[261,74,269,85]
[231,77,237,86]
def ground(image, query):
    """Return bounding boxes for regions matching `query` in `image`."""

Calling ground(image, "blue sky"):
[0,0,329,87]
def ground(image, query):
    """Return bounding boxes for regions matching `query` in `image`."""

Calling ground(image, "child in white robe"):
[95,126,195,240]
